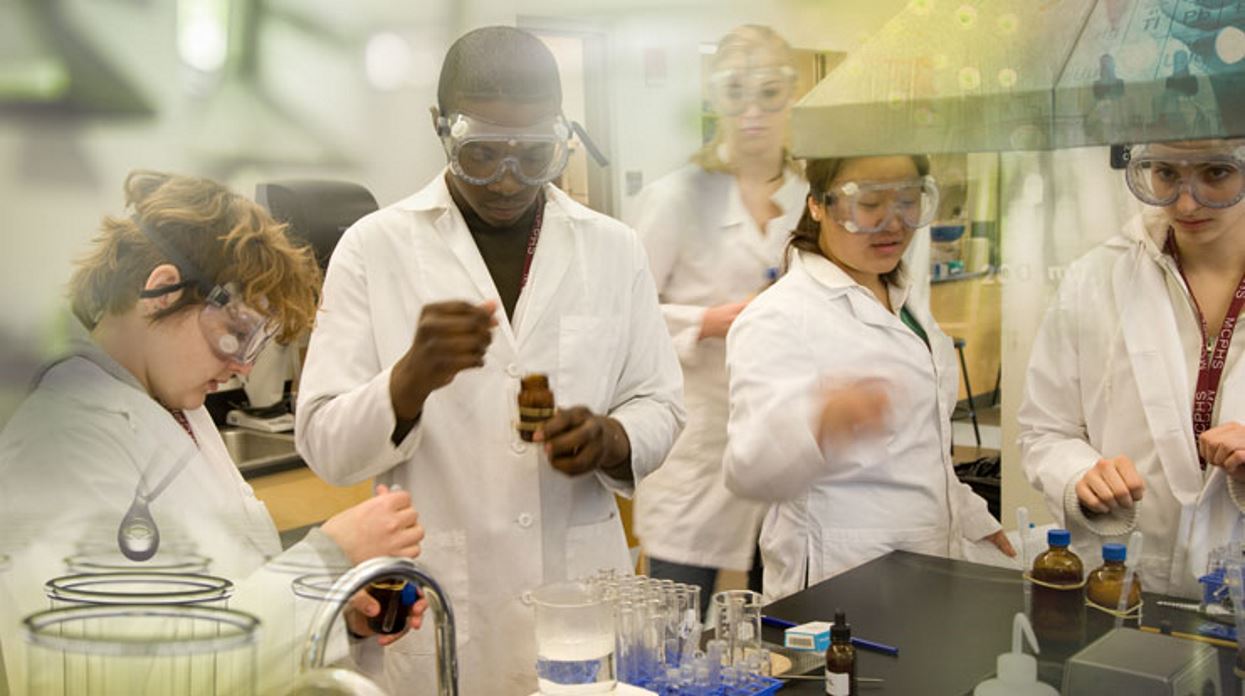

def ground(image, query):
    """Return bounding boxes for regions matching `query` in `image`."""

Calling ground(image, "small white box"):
[784,621,832,652]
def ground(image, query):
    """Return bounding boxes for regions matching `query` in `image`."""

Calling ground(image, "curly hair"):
[69,170,321,343]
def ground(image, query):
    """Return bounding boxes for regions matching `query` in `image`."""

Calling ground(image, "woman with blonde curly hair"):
[0,171,426,693]
[632,25,806,611]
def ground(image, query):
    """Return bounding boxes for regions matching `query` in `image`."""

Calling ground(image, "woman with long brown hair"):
[724,154,1013,601]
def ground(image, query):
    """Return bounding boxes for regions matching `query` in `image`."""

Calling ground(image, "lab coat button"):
[511,441,528,454]
[521,591,534,605]
[517,513,534,528]
[507,363,520,378]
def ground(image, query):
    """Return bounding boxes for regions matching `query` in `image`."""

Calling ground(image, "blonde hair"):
[69,170,321,343]
[691,24,800,175]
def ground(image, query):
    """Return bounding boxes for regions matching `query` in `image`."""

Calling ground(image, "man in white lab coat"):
[295,26,685,695]
[1019,140,1245,597]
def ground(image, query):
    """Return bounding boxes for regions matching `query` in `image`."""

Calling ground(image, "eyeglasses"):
[822,176,941,234]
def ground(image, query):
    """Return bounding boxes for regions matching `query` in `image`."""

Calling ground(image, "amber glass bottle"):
[1031,528,1084,649]
[517,373,555,442]
[1086,542,1141,610]
[825,609,856,696]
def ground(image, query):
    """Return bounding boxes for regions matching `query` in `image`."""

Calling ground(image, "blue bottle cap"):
[1102,542,1127,562]
[1048,529,1071,547]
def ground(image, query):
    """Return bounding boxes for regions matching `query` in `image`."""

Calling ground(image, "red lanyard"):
[1166,233,1245,468]
[518,199,545,295]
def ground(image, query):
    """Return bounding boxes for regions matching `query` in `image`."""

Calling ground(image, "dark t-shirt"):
[452,189,544,323]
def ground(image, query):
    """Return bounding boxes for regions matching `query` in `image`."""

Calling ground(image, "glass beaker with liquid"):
[23,603,259,695]
[533,581,616,694]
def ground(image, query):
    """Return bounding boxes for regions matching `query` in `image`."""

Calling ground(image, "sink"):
[219,428,300,473]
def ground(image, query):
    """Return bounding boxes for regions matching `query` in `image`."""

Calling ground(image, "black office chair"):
[255,180,380,270]
[952,336,982,448]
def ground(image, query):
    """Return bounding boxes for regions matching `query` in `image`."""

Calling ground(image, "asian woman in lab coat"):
[724,155,1013,601]
[0,171,426,694]
[632,25,806,611]
[1019,139,1245,597]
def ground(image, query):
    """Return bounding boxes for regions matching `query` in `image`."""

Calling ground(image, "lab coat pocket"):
[565,511,631,579]
[391,529,470,656]
[557,316,621,413]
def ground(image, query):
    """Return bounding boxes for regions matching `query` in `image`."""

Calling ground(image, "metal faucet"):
[300,556,458,696]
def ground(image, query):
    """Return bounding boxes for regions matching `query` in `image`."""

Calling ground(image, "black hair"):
[437,26,562,115]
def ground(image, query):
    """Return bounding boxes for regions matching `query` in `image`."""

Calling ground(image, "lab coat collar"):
[32,325,146,398]
[794,248,913,316]
[399,171,580,348]
[721,168,807,228]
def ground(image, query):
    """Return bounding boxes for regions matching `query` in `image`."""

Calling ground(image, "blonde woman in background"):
[632,25,806,611]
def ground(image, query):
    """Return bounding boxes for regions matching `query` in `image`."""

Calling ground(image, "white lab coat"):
[1018,212,1245,598]
[295,174,685,696]
[0,340,351,695]
[631,165,806,572]
[724,250,1001,602]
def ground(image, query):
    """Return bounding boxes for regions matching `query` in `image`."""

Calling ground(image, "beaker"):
[290,573,351,677]
[65,551,211,575]
[45,572,233,608]
[23,603,259,695]
[532,581,616,695]
[709,590,762,666]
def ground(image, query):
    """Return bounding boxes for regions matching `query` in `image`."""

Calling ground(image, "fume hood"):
[790,0,1245,157]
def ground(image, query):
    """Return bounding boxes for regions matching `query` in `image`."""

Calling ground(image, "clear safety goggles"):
[707,66,796,117]
[823,176,940,234]
[436,112,572,187]
[137,220,276,365]
[1124,144,1245,209]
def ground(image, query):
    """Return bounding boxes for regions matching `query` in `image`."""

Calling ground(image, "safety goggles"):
[823,176,940,234]
[137,221,276,365]
[707,66,796,117]
[1123,144,1245,209]
[436,112,572,187]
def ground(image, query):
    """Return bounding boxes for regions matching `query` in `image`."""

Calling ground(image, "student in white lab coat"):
[0,171,427,694]
[295,27,684,695]
[632,25,806,612]
[1019,140,1245,597]
[724,155,1013,602]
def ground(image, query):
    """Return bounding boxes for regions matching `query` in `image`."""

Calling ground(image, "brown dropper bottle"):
[825,608,857,696]
[517,373,555,442]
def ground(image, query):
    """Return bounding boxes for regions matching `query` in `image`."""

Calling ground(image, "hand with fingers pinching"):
[319,484,425,565]
[1076,455,1145,514]
[533,406,633,481]
[1199,422,1245,481]
[390,300,498,424]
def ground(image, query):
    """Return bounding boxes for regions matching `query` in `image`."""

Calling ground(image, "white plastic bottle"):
[973,613,1059,696]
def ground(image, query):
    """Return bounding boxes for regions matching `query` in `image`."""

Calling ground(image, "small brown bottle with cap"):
[517,373,555,442]
[825,608,856,695]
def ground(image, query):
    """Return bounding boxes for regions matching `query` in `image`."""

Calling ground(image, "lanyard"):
[518,198,545,295]
[1166,233,1245,468]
